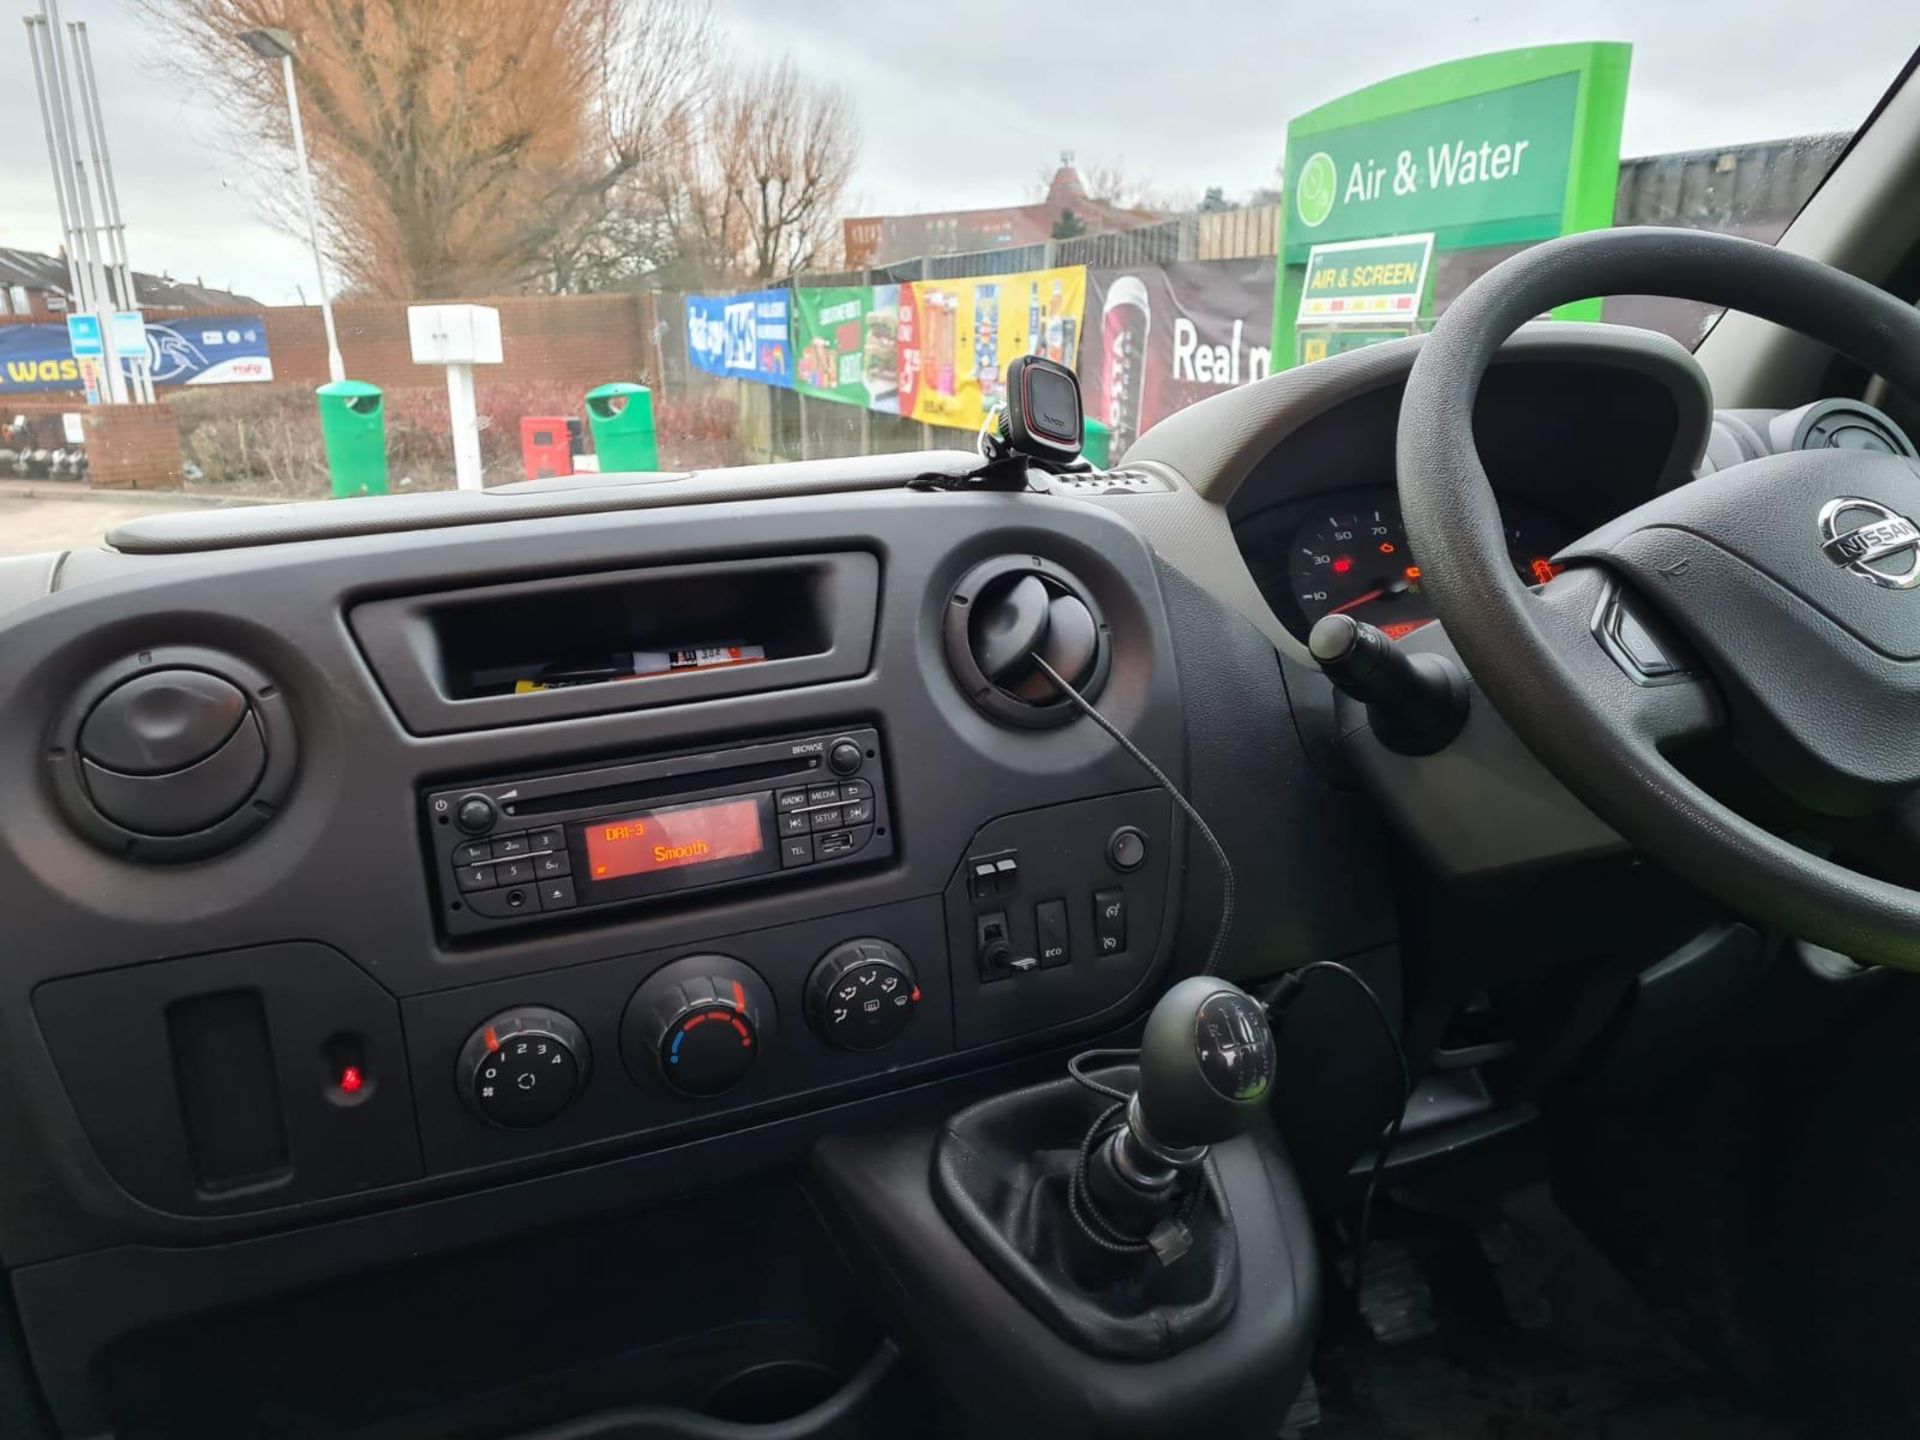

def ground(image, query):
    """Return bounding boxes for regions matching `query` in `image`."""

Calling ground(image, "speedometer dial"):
[1281,493,1571,637]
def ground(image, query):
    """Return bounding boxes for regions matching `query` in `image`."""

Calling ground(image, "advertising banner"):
[792,284,902,413]
[1274,43,1631,365]
[1,316,273,394]
[899,266,1085,432]
[1081,260,1275,460]
[685,289,793,387]
[1298,234,1434,324]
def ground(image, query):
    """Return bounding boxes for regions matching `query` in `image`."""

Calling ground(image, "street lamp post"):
[238,27,344,384]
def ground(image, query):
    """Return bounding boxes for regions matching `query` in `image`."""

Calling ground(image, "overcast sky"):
[0,0,1913,304]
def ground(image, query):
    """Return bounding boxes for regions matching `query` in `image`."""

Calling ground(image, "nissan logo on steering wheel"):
[1817,497,1920,589]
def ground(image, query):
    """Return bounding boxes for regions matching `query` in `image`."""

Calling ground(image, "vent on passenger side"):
[944,556,1110,728]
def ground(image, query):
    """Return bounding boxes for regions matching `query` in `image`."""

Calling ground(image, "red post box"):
[519,415,574,480]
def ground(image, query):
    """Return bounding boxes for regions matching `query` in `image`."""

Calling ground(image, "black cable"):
[1029,654,1235,978]
[1261,960,1411,1308]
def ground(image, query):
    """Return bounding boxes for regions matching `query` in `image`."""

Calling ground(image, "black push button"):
[491,833,531,860]
[841,778,873,802]
[971,861,999,901]
[994,857,1019,892]
[1613,605,1677,677]
[807,783,842,807]
[455,863,495,892]
[1107,826,1148,872]
[534,850,570,879]
[781,835,815,867]
[1036,899,1070,967]
[494,858,534,886]
[527,826,564,854]
[810,806,845,831]
[1094,889,1127,955]
[776,788,809,813]
[455,840,492,866]
[843,797,874,825]
[779,810,810,837]
[537,877,577,911]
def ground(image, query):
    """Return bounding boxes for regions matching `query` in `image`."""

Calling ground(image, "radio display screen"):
[583,797,765,881]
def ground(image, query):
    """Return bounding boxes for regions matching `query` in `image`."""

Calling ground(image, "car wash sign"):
[1275,43,1631,362]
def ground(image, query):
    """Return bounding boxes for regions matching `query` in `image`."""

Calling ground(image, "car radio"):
[424,728,891,937]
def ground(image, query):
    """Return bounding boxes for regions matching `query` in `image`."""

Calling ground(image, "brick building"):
[0,246,257,319]
[843,157,1158,269]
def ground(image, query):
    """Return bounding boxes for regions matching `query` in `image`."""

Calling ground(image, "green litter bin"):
[1082,416,1112,468]
[316,380,388,497]
[585,381,660,472]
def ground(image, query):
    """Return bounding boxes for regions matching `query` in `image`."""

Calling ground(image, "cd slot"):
[514,756,810,818]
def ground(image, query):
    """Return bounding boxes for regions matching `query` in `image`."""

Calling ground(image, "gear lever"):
[1080,976,1276,1253]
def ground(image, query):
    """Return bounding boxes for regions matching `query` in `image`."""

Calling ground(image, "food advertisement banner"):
[897,266,1085,431]
[685,289,793,387]
[1081,260,1275,460]
[792,284,902,413]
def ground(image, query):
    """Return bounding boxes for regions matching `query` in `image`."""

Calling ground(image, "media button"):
[807,784,842,807]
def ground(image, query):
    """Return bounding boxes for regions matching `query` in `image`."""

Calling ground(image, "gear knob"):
[1134,976,1275,1151]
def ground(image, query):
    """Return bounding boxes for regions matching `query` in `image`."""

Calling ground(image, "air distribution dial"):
[806,938,920,1051]
[623,955,773,1098]
[457,1006,589,1129]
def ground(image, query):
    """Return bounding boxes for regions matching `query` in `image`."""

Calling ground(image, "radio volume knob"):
[828,740,863,776]
[807,939,920,1051]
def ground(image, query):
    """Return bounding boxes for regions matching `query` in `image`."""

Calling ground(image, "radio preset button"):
[779,811,810,838]
[809,806,844,831]
[528,826,564,854]
[454,840,492,867]
[494,858,534,886]
[775,788,809,813]
[807,784,842,807]
[490,833,531,860]
[534,850,570,879]
[538,877,577,910]
[781,835,815,867]
[455,862,496,893]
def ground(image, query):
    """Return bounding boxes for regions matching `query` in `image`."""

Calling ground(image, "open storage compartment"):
[348,552,880,734]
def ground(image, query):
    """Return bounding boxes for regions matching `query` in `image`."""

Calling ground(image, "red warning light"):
[338,1066,365,1096]
[1530,557,1562,586]
[1404,565,1422,580]
[1331,556,1354,575]
[1378,541,1397,555]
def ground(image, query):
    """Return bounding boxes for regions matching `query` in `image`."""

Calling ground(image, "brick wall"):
[83,403,186,490]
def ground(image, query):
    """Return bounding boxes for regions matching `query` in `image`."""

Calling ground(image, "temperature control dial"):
[457,1006,588,1129]
[623,955,773,1098]
[807,939,920,1051]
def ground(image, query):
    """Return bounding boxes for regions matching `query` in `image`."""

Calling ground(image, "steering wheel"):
[1398,226,1920,971]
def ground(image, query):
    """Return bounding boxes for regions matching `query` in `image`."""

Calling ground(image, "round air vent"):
[51,648,296,862]
[944,556,1110,728]
[1789,398,1917,458]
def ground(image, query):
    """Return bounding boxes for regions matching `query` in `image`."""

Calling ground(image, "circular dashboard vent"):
[944,556,1110,728]
[51,648,296,862]
[1791,399,1917,458]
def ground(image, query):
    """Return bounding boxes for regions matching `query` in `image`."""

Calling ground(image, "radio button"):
[779,810,810,838]
[776,788,809,814]
[809,806,844,831]
[455,862,496,893]
[843,798,874,825]
[490,832,531,860]
[454,840,493,867]
[468,885,534,918]
[534,850,570,879]
[807,784,842,807]
[495,858,534,886]
[841,778,873,802]
[537,877,577,911]
[527,826,564,854]
[780,835,815,867]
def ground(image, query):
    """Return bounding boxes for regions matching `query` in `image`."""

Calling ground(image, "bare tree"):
[136,0,713,298]
[710,59,857,283]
